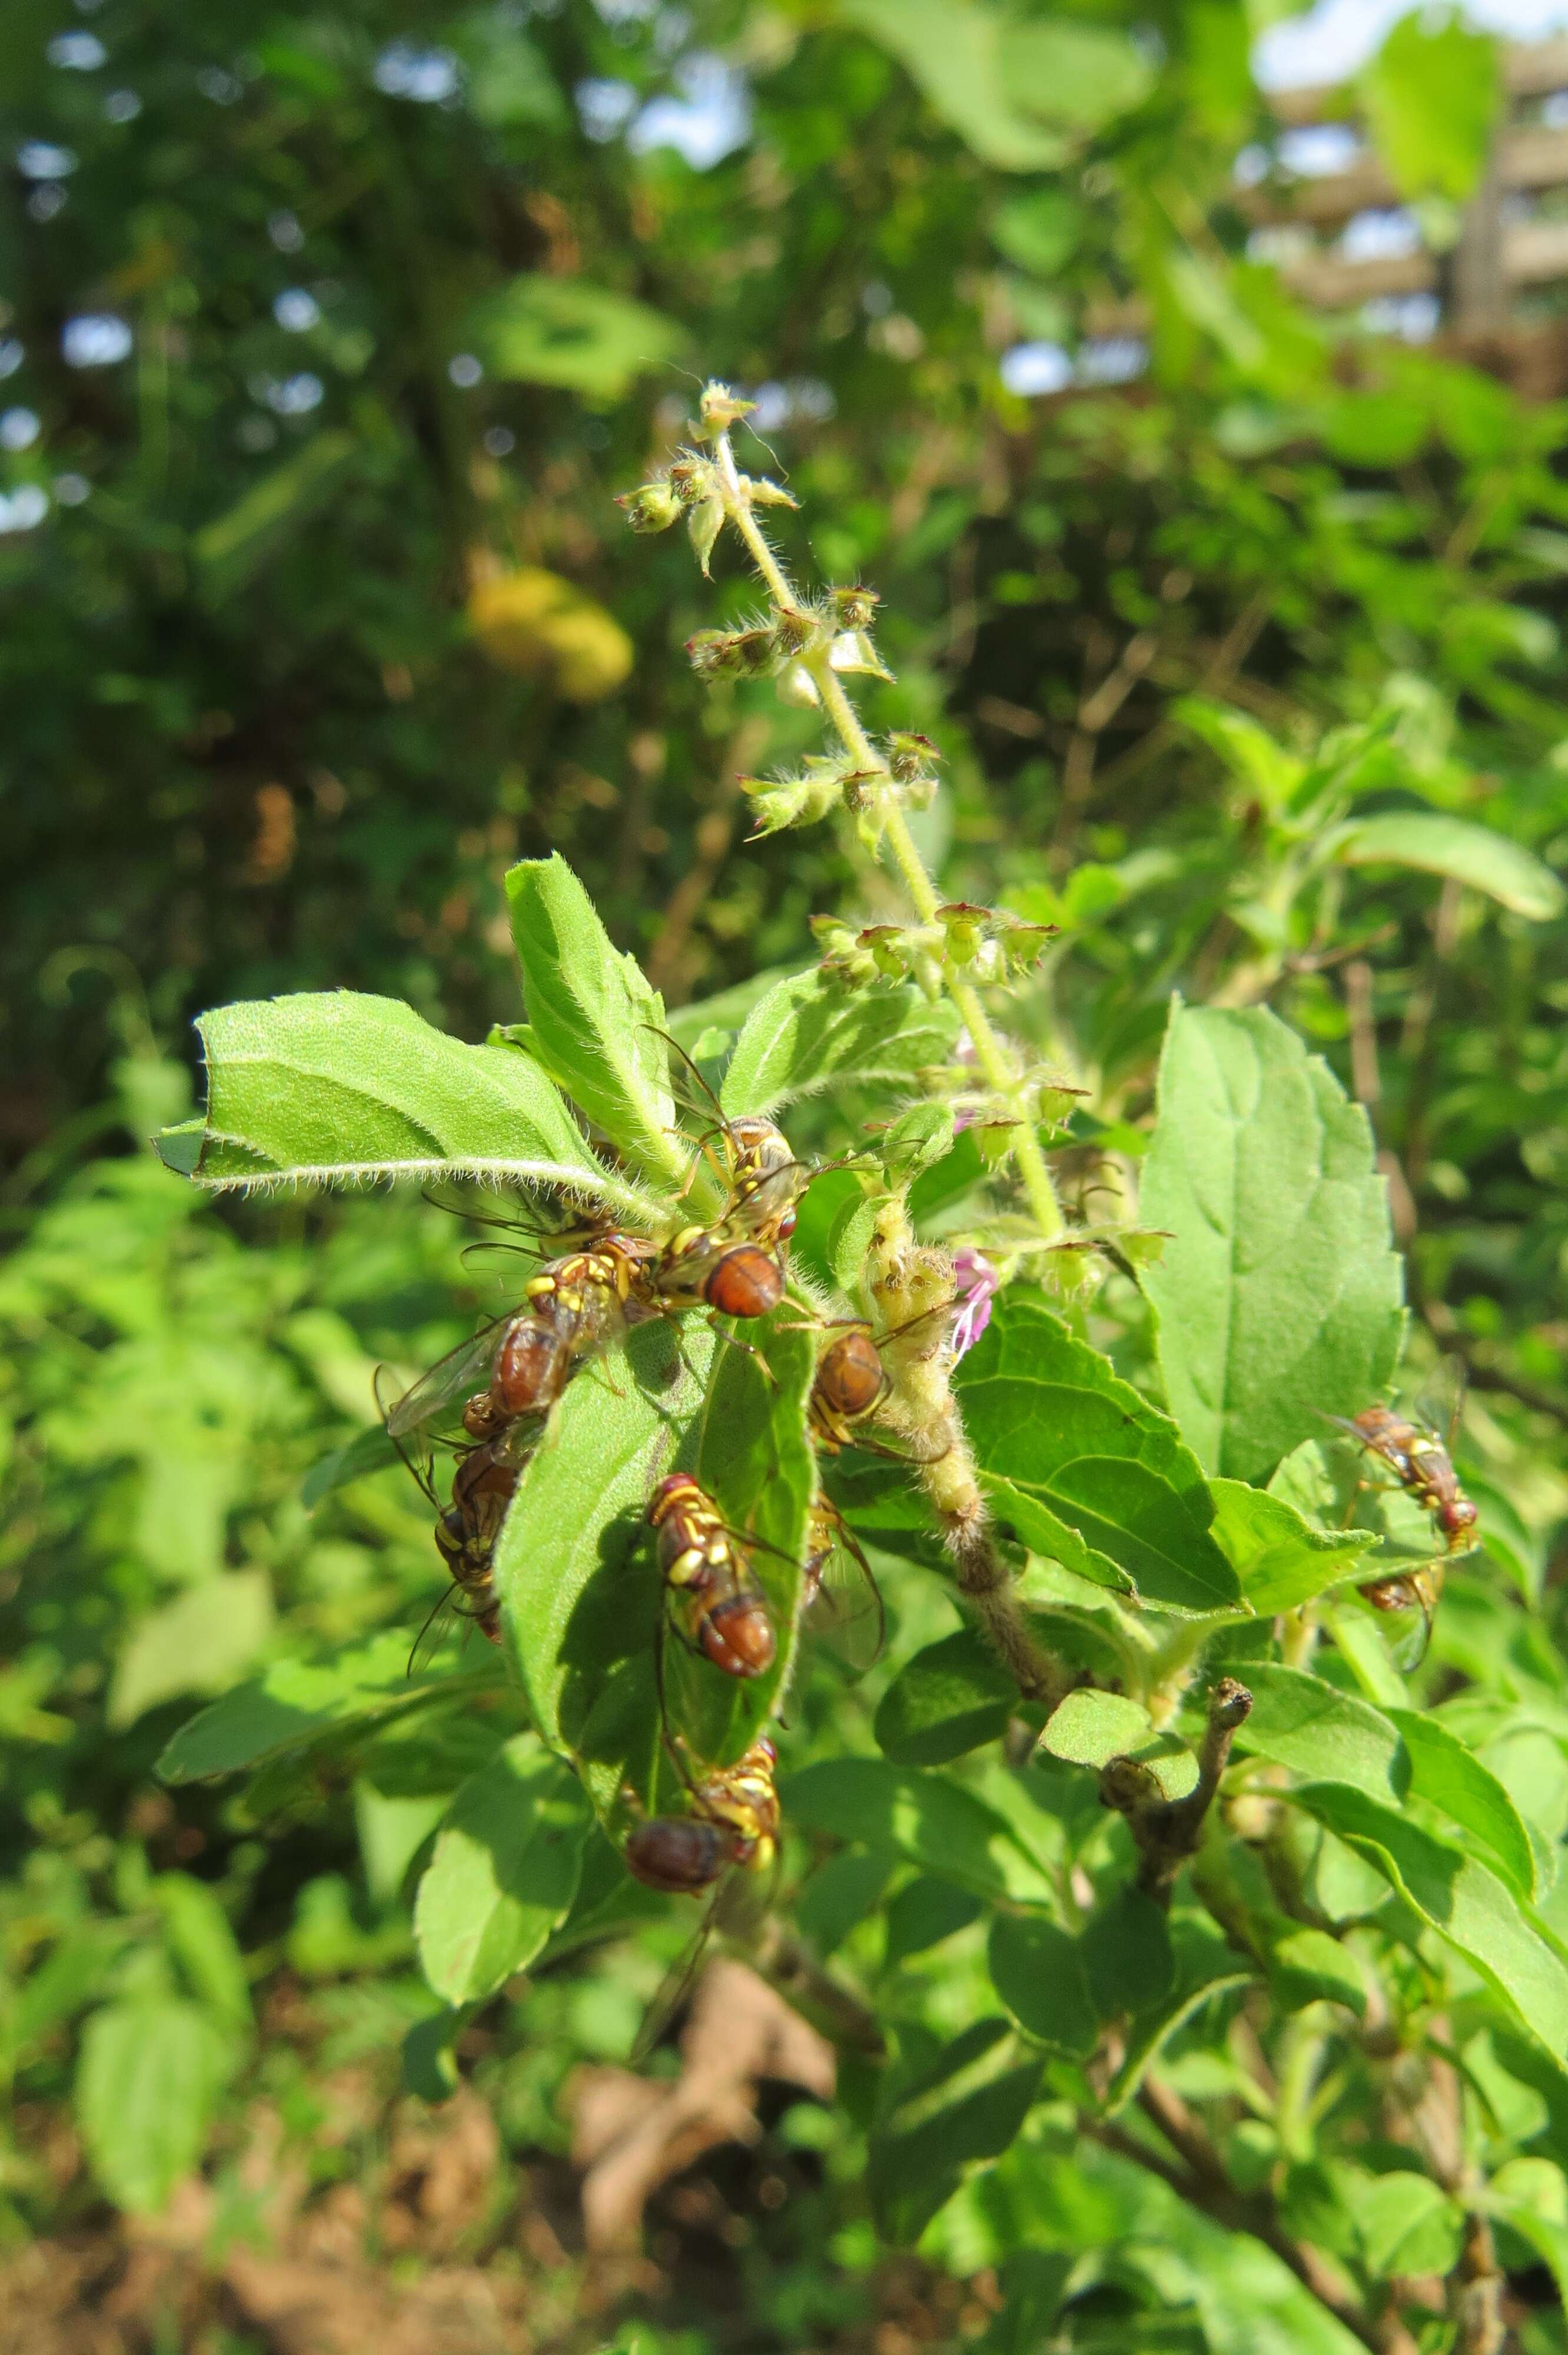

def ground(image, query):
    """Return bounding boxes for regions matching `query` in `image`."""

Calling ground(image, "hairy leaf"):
[1040,1687,1154,1767]
[719,967,959,1118]
[1141,1003,1405,1482]
[956,1290,1238,1612]
[505,856,687,1194]
[414,1739,589,2002]
[161,991,650,1217]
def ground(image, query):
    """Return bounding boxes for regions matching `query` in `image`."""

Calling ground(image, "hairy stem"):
[715,429,1063,1244]
[1101,1678,1253,1904]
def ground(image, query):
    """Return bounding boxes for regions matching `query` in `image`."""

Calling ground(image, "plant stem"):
[716,431,1063,1242]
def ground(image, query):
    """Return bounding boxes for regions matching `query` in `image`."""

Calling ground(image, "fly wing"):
[803,1517,885,1676]
[384,1319,504,1438]
[1414,1356,1468,1451]
[632,1879,727,2065]
[408,1586,464,1677]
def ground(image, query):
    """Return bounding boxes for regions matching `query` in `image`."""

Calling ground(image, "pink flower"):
[950,1247,999,1359]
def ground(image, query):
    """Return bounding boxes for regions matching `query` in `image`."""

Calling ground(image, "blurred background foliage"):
[9,1,1568,2349]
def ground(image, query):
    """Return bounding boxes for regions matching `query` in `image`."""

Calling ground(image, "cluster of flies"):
[383,1044,913,1933]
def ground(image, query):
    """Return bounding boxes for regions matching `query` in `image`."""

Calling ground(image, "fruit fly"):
[652,1026,809,1249]
[377,1372,531,1670]
[806,1304,956,1462]
[652,1224,786,1322]
[624,1737,782,2059]
[1358,1563,1444,1670]
[649,1472,778,1679]
[1333,1402,1479,1555]
[383,1232,659,1447]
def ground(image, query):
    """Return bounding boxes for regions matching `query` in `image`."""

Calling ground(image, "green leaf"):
[1209,1480,1373,1616]
[956,1291,1239,1613]
[1325,811,1564,921]
[1481,2159,1568,2309]
[301,1423,400,1508]
[797,1849,895,1958]
[785,1758,1055,1906]
[451,18,567,129]
[1267,1927,1367,2018]
[504,855,686,1194]
[414,1739,589,2003]
[75,1998,231,2213]
[1107,1915,1253,2109]
[1291,1783,1568,2060]
[1140,1003,1405,1483]
[1084,1887,1177,2022]
[1387,1707,1538,1902]
[719,968,959,1118]
[1360,8,1501,204]
[1039,1687,1154,1767]
[1235,1664,1404,1800]
[843,0,1068,173]
[1356,2171,1463,2278]
[997,18,1154,129]
[464,274,685,397]
[1174,697,1305,811]
[869,2017,1043,2243]
[885,1876,982,1964]
[402,2005,467,2103]
[987,1914,1097,2054]
[152,1873,253,2032]
[108,1569,274,1727]
[874,1629,1014,1766]
[157,1631,497,1785]
[501,1306,813,1827]
[166,991,648,1218]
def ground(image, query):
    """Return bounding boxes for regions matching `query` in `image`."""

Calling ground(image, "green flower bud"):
[888,731,940,785]
[743,474,800,510]
[615,480,683,534]
[697,381,756,435]
[829,585,879,631]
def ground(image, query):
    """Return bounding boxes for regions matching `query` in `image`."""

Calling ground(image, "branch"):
[1099,1678,1253,1904]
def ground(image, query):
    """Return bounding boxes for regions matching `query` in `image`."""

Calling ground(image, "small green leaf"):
[1360,8,1501,204]
[1107,1915,1253,2110]
[957,1291,1239,1613]
[1209,1480,1373,1616]
[1291,1783,1568,2061]
[76,1999,231,2214]
[1174,696,1305,810]
[1235,1664,1405,1802]
[1083,1888,1175,2021]
[402,2005,467,2102]
[1481,2160,1568,2310]
[885,1877,983,1965]
[785,1758,1055,1905]
[505,855,687,1195]
[414,1739,589,2003]
[157,1631,496,1785]
[1325,811,1564,921]
[464,274,685,397]
[843,0,1067,173]
[1387,1707,1538,1901]
[172,991,646,1216]
[1039,1687,1154,1767]
[987,1915,1097,2055]
[719,967,959,1118]
[797,1849,896,1959]
[1141,1003,1405,1483]
[1267,1928,1367,2018]
[152,1874,253,2033]
[108,1570,274,1727]
[1356,2171,1463,2279]
[869,2017,1042,2244]
[875,1629,1014,1766]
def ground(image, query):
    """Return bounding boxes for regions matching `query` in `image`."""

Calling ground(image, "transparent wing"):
[408,1585,464,1676]
[384,1319,504,1438]
[802,1514,885,1676]
[632,1877,728,2064]
[1413,1356,1467,1450]
[373,1365,441,1506]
